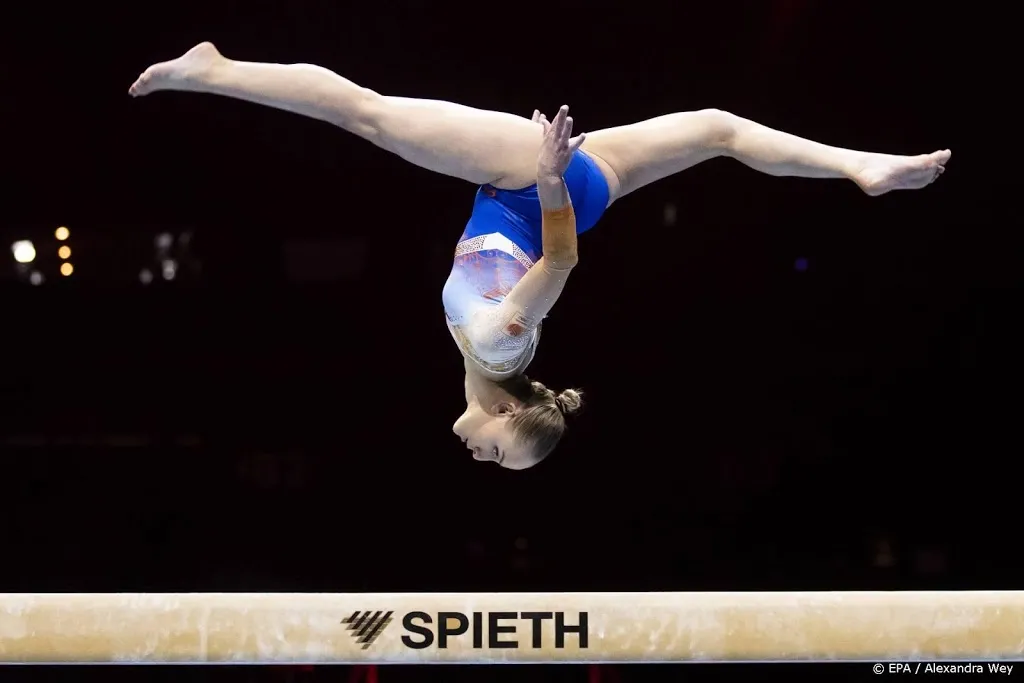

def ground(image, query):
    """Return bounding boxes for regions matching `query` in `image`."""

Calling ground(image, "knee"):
[690,108,740,152]
[352,89,389,141]
[326,84,386,141]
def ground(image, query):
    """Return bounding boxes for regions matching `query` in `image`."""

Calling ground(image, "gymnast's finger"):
[569,132,586,152]
[531,109,540,123]
[563,116,574,144]
[552,105,568,137]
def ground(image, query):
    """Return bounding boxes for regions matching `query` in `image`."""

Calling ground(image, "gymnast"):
[129,42,950,470]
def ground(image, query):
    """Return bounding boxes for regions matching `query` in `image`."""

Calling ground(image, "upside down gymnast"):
[129,42,950,470]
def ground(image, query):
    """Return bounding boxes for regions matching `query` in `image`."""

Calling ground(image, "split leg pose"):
[130,43,950,469]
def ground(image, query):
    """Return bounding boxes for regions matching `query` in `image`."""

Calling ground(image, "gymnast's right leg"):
[129,42,543,189]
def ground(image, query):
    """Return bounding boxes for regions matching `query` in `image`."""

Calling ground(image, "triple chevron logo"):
[342,611,395,649]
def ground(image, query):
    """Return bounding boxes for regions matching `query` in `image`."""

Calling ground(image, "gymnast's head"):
[453,374,583,470]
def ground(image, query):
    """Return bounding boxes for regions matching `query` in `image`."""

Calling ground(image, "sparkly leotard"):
[442,150,610,376]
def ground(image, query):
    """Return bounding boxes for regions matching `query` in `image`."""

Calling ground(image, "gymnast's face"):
[453,402,535,471]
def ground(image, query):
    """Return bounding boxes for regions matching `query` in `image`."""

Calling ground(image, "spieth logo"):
[341,611,394,650]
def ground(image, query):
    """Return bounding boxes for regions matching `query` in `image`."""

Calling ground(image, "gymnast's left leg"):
[128,43,543,188]
[579,108,950,202]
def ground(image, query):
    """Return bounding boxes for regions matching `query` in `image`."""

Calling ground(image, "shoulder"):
[466,307,535,355]
[451,308,537,377]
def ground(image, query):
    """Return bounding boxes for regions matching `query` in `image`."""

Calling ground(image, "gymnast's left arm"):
[487,195,578,340]
[482,106,585,340]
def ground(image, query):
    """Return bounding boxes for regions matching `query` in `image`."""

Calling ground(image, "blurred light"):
[156,233,173,251]
[55,226,70,241]
[29,271,44,286]
[162,259,177,280]
[58,245,72,260]
[794,257,809,272]
[12,240,36,263]
[663,203,677,227]
[60,262,74,277]
[140,268,153,285]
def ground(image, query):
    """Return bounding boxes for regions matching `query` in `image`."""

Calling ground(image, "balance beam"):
[0,592,1020,663]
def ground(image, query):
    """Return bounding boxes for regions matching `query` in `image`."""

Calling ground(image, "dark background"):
[0,0,1015,680]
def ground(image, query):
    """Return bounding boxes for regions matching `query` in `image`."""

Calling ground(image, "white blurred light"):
[12,240,36,264]
[29,271,44,286]
[663,203,677,227]
[162,259,177,280]
[140,268,153,285]
[156,233,174,251]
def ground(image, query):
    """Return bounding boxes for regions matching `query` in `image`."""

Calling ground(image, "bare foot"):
[854,149,951,196]
[128,42,224,97]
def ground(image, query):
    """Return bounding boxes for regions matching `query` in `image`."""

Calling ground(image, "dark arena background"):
[0,0,1015,681]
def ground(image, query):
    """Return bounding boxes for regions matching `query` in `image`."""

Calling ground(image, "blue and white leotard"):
[442,150,610,376]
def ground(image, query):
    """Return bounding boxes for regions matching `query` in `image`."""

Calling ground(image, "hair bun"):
[554,389,583,416]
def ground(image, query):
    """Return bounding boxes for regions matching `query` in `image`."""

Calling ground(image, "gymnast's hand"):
[536,105,586,179]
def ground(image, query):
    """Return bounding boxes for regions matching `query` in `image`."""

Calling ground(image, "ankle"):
[198,59,230,88]
[845,152,872,181]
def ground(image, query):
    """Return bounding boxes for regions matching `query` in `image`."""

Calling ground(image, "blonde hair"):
[498,376,584,464]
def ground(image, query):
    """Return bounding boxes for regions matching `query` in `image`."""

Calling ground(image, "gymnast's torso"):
[442,150,611,378]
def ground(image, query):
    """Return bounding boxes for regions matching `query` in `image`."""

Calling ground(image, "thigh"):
[580,109,732,201]
[375,97,544,189]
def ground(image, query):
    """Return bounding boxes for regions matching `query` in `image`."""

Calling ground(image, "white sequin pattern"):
[454,236,535,271]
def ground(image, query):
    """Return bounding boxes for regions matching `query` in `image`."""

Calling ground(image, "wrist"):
[537,175,569,210]
[537,172,563,185]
